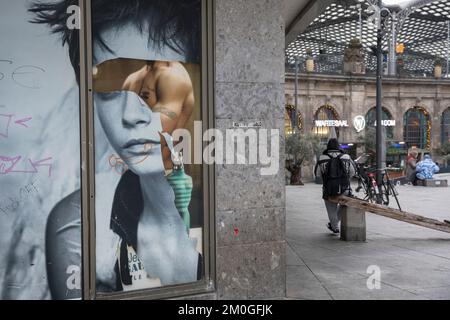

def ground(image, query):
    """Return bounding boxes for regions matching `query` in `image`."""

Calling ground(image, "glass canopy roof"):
[286,0,450,76]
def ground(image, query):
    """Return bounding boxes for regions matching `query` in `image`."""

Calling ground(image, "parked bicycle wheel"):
[381,170,402,211]
[380,182,390,206]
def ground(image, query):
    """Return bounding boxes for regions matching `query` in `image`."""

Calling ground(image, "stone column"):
[215,0,286,299]
[305,91,315,134]
[394,97,403,142]
[340,206,366,242]
[432,93,442,155]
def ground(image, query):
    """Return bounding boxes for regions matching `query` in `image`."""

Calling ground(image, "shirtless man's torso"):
[122,61,195,170]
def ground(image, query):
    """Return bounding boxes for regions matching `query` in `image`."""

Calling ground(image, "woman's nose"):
[122,92,152,128]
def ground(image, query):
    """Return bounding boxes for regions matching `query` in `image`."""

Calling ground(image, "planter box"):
[386,171,404,179]
[439,166,450,174]
[417,179,448,187]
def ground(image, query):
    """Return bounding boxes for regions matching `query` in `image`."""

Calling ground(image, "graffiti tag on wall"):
[0,59,46,89]
[0,156,53,177]
[0,114,32,139]
[0,180,39,215]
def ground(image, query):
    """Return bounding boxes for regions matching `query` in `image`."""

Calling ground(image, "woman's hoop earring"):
[109,155,128,175]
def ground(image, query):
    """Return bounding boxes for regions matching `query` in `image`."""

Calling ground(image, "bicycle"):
[354,155,402,211]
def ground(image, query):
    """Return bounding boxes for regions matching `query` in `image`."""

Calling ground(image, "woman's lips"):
[123,139,160,155]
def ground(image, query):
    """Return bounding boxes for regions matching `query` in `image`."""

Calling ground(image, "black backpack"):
[322,153,349,197]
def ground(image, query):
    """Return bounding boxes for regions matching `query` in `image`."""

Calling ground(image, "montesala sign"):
[314,120,349,127]
[315,116,396,133]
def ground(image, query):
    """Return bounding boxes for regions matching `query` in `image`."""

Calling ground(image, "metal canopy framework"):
[286,0,450,75]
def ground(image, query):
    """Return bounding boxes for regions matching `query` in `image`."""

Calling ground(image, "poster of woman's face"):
[0,0,203,300]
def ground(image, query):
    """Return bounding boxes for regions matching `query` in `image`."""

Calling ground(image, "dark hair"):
[327,138,340,151]
[29,0,201,83]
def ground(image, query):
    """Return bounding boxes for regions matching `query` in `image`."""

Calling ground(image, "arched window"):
[442,108,450,145]
[313,105,340,143]
[404,107,431,150]
[365,107,394,140]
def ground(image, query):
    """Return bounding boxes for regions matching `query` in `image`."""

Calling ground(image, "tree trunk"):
[287,160,304,186]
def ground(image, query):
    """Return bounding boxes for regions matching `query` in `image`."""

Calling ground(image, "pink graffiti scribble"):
[0,156,53,177]
[234,228,239,237]
[14,117,32,128]
[0,156,21,174]
[0,114,32,138]
[0,114,13,138]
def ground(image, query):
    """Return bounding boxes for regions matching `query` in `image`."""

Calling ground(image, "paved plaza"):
[286,174,450,300]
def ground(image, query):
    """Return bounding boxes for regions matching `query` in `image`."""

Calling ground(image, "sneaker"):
[327,223,340,234]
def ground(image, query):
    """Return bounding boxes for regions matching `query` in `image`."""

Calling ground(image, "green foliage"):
[286,132,322,164]
[357,127,403,164]
[357,127,376,154]
[356,127,376,164]
[436,142,450,163]
[437,142,450,155]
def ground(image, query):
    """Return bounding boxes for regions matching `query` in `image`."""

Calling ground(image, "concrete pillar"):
[215,0,286,300]
[394,98,404,142]
[432,95,442,154]
[340,206,366,242]
[305,95,315,133]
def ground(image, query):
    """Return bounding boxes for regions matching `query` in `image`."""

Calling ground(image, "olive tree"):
[436,142,450,166]
[285,132,322,185]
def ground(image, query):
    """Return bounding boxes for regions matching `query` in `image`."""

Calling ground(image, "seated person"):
[416,155,440,181]
[405,151,418,185]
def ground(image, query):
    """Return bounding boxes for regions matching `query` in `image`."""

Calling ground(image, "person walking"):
[315,139,356,234]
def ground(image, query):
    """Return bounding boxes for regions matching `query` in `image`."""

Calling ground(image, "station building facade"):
[285,72,450,170]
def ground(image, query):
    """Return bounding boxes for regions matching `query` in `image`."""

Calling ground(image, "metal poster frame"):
[78,0,216,300]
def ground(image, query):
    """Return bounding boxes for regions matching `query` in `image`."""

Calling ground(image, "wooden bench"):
[416,179,448,187]
[329,196,450,242]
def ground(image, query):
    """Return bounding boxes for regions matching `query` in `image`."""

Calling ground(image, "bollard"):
[341,206,366,242]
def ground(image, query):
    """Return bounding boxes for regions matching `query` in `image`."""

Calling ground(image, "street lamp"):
[364,0,444,202]
[376,0,385,203]
[289,56,301,133]
[382,1,441,77]
[367,0,390,203]
[294,56,299,132]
